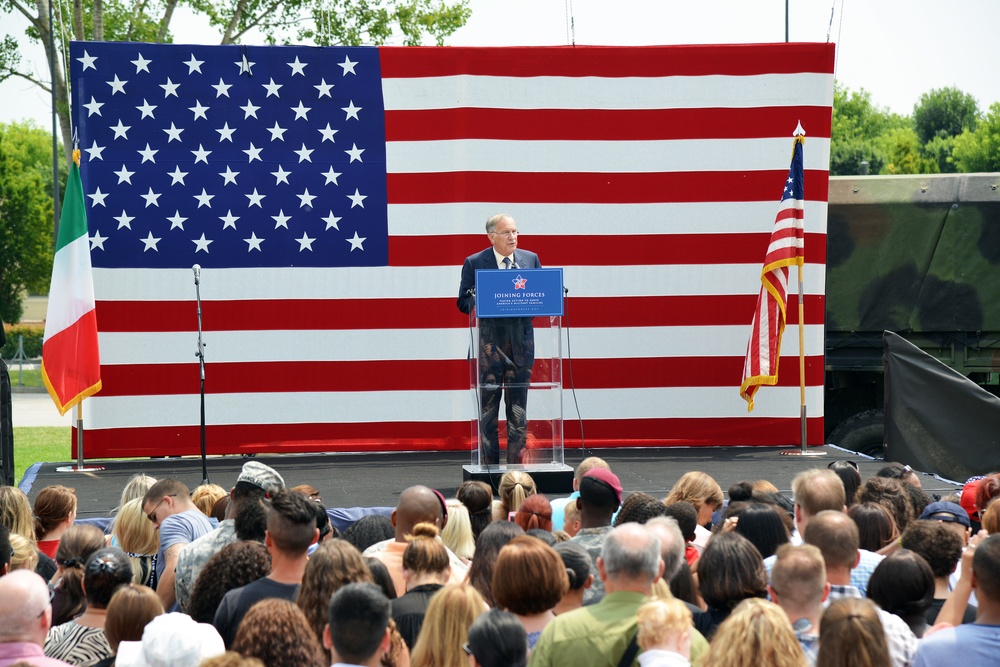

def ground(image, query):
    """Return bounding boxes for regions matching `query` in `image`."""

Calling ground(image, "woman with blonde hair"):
[816,598,889,667]
[33,485,77,558]
[493,471,536,521]
[111,498,160,588]
[699,598,805,667]
[9,532,39,571]
[663,472,724,553]
[392,523,451,649]
[116,474,157,512]
[1,484,55,579]
[409,584,485,667]
[442,498,475,562]
[191,483,228,518]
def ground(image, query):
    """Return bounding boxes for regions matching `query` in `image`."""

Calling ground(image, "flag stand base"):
[778,449,827,457]
[55,464,106,472]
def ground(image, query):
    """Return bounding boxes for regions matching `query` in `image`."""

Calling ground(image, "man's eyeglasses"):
[490,230,518,238]
[461,643,473,656]
[146,494,178,522]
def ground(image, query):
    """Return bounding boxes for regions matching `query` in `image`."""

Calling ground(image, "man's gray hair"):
[485,213,513,234]
[0,570,49,641]
[645,516,685,579]
[601,522,661,582]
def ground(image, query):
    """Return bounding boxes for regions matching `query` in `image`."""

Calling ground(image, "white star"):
[345,143,365,163]
[168,166,188,185]
[339,56,358,75]
[192,233,213,253]
[262,78,282,97]
[219,210,240,229]
[107,74,127,95]
[314,79,334,98]
[83,96,104,117]
[297,188,316,208]
[110,119,131,139]
[77,50,97,71]
[243,143,263,162]
[212,78,232,98]
[113,165,134,184]
[141,231,161,252]
[131,53,152,73]
[167,211,188,230]
[114,210,134,229]
[219,166,240,185]
[244,232,264,252]
[266,122,287,142]
[140,187,162,207]
[240,100,260,119]
[87,187,109,207]
[191,232,212,255]
[245,188,266,208]
[322,212,341,230]
[184,54,204,74]
[163,122,184,143]
[216,122,236,142]
[294,144,314,163]
[322,167,342,185]
[160,77,180,97]
[137,143,158,163]
[347,232,366,251]
[194,189,215,208]
[272,210,292,228]
[89,230,107,250]
[342,100,362,121]
[191,144,212,164]
[296,233,315,251]
[235,54,255,75]
[84,140,106,161]
[347,188,367,208]
[318,123,338,143]
[136,99,157,119]
[189,100,209,120]
[271,166,291,185]
[290,101,311,120]
[288,56,307,75]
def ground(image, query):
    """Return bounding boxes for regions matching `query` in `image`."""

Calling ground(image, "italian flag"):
[42,149,101,415]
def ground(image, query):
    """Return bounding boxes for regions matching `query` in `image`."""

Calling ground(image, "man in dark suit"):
[457,214,541,465]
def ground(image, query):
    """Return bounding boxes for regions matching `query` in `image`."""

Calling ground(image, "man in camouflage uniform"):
[568,467,623,603]
[174,461,284,612]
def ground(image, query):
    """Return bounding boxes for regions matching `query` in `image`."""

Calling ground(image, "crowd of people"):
[1,456,999,667]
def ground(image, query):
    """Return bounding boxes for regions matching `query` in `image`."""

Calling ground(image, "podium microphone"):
[192,264,201,285]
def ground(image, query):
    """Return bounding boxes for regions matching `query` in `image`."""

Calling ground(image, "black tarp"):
[883,331,1000,481]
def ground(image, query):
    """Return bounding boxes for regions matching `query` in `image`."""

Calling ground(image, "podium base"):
[463,462,574,494]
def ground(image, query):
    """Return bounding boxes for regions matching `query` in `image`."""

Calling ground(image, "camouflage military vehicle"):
[825,173,1000,455]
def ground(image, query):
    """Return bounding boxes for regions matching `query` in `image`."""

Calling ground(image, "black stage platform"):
[19,446,962,520]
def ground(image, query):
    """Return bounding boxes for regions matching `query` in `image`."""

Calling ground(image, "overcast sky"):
[3,0,998,129]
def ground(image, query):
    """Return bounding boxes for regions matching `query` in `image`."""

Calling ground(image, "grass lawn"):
[7,366,43,387]
[12,426,72,485]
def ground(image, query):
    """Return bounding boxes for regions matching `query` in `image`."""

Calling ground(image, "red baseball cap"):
[582,468,623,505]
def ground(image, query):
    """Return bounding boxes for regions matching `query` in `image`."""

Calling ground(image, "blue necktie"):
[503,257,511,269]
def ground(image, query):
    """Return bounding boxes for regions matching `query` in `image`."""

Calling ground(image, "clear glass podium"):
[462,307,574,493]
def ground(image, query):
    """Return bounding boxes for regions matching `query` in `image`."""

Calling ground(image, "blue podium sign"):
[475,268,564,318]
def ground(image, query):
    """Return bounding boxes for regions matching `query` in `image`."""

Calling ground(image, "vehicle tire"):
[827,409,885,458]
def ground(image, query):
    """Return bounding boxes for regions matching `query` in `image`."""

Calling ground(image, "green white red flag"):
[42,149,102,415]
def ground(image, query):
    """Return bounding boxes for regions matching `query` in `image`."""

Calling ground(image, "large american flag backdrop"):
[68,41,834,457]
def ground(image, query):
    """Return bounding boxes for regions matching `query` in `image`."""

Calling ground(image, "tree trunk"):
[72,0,84,40]
[156,0,178,43]
[94,0,105,41]
[222,0,250,44]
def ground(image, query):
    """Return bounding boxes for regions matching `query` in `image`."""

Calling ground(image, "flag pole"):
[55,400,105,472]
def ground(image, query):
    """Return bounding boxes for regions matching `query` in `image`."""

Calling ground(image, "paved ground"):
[12,391,75,428]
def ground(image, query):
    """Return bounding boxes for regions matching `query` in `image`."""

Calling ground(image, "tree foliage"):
[951,102,1000,172]
[913,86,980,144]
[0,121,61,323]
[829,83,908,176]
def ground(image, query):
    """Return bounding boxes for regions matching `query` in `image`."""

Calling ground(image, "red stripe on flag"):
[388,170,829,204]
[379,44,836,78]
[385,107,833,141]
[41,309,101,407]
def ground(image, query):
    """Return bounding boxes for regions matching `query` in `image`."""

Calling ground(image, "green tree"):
[951,102,1000,172]
[0,0,471,167]
[878,126,938,175]
[830,83,908,175]
[0,121,61,323]
[913,86,980,144]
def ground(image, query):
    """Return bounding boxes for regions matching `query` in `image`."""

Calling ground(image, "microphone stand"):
[193,264,209,484]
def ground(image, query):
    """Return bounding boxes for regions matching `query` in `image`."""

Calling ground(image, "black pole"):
[49,0,60,240]
[785,0,789,42]
[193,264,209,484]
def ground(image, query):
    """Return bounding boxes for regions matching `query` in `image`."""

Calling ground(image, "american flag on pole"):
[70,42,834,457]
[740,134,807,411]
